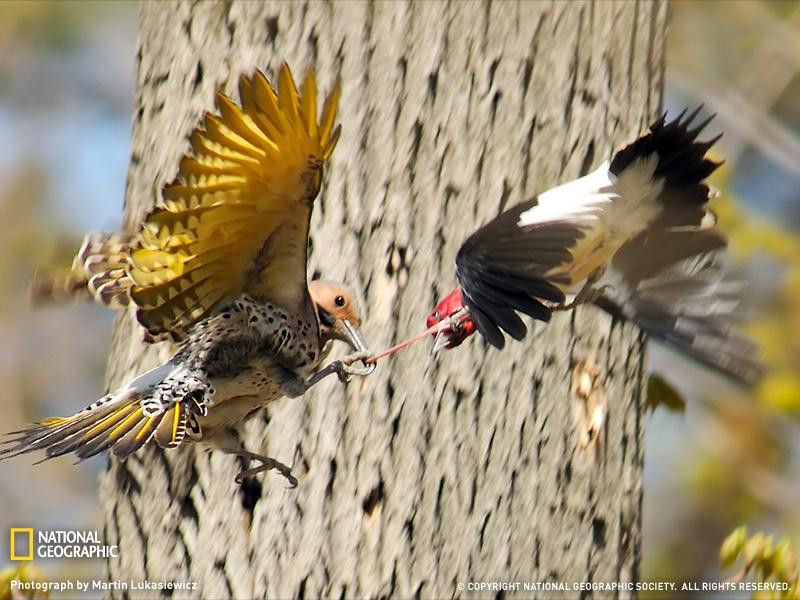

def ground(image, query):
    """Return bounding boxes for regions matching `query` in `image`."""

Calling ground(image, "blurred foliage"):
[0,0,121,53]
[646,373,687,414]
[721,526,800,599]
[0,0,132,587]
[645,0,800,591]
[647,156,800,589]
[0,564,50,600]
[0,163,82,314]
[713,163,800,416]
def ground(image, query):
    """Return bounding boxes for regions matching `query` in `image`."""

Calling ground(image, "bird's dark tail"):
[610,106,722,226]
[596,241,763,385]
[595,108,762,384]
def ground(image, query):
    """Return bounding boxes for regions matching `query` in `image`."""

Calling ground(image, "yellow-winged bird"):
[4,64,372,485]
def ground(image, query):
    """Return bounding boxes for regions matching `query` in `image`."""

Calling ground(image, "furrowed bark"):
[100,1,666,597]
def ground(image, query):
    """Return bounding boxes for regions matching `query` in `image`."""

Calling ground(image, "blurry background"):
[0,0,797,592]
[0,0,135,584]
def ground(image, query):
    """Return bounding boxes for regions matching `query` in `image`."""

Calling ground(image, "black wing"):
[455,199,586,348]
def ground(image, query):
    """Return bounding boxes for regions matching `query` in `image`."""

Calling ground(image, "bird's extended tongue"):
[366,309,470,364]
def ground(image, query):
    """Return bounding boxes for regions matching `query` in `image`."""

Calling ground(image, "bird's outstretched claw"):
[329,360,352,383]
[331,351,376,381]
[339,350,376,377]
[552,298,581,312]
[552,284,613,312]
[234,452,298,488]
[306,351,375,387]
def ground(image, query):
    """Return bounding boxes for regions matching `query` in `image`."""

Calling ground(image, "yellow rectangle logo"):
[10,528,34,561]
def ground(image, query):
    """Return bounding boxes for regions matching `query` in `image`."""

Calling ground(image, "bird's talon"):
[552,300,577,312]
[332,361,351,383]
[279,468,299,488]
[338,351,376,376]
[340,351,369,367]
[235,456,297,487]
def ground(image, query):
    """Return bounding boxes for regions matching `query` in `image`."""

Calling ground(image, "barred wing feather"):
[129,64,341,339]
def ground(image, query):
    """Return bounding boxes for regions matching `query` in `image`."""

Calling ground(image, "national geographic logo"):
[9,528,33,560]
[9,528,118,560]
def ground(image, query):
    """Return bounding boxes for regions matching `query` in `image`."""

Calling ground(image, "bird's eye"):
[433,311,440,319]
[335,295,346,307]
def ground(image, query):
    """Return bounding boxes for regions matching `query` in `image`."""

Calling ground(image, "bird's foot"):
[552,284,612,312]
[307,351,375,386]
[337,351,376,379]
[552,298,580,312]
[234,452,297,488]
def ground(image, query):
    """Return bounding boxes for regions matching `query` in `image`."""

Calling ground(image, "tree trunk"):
[101,1,666,597]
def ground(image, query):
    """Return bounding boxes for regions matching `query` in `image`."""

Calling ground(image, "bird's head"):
[308,279,368,353]
[426,288,476,352]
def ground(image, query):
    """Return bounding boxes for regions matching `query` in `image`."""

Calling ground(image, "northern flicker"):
[3,63,373,485]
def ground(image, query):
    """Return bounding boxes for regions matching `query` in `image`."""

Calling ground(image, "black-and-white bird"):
[425,108,762,384]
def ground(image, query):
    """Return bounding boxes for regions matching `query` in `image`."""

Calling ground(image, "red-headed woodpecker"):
[426,108,762,384]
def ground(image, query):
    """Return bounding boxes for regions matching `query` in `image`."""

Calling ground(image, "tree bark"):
[100,1,666,597]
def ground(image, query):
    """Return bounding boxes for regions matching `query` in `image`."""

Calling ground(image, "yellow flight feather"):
[253,70,288,135]
[135,416,158,440]
[83,404,137,438]
[109,407,144,439]
[300,70,317,139]
[319,77,341,151]
[122,63,341,339]
[278,63,301,129]
[171,401,182,443]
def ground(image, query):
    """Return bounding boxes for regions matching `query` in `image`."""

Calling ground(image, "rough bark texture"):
[100,1,666,598]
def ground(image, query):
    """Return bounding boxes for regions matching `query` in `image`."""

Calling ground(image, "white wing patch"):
[602,153,663,243]
[519,155,665,249]
[119,362,176,397]
[518,162,615,228]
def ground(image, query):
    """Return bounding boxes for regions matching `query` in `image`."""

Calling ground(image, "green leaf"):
[744,532,768,567]
[772,538,799,583]
[721,526,749,567]
[646,374,687,414]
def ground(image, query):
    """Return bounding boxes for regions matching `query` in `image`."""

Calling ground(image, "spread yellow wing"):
[129,63,341,339]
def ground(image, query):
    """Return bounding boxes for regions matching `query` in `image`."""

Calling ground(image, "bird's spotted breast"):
[184,295,319,382]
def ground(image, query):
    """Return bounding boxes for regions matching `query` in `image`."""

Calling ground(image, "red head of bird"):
[426,288,477,351]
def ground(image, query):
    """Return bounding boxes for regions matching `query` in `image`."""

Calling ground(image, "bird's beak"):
[432,330,452,354]
[337,318,369,354]
[318,306,336,329]
[336,318,376,376]
[317,307,369,354]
